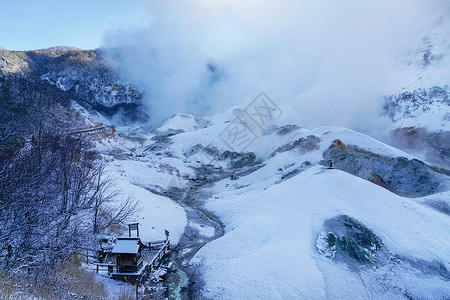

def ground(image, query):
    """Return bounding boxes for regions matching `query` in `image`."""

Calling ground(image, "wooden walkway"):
[135,239,170,283]
[94,239,170,283]
[67,125,106,135]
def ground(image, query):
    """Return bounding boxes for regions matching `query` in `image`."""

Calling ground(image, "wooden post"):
[129,223,139,237]
[135,282,139,300]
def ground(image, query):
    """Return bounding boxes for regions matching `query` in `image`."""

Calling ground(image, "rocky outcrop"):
[323,139,448,197]
[272,135,320,156]
[316,215,386,264]
[384,86,449,124]
[316,215,450,283]
[387,127,450,169]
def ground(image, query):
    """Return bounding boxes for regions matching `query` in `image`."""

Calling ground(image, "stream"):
[163,171,226,299]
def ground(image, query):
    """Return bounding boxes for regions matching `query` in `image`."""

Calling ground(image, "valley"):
[91,111,450,299]
[1,9,450,296]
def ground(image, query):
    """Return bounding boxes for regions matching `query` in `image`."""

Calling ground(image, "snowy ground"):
[86,109,449,299]
[194,166,450,299]
[156,113,449,299]
[101,151,188,245]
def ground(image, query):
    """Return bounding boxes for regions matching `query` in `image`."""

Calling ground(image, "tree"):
[91,163,140,234]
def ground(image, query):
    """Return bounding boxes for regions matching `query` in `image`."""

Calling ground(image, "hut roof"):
[111,237,140,254]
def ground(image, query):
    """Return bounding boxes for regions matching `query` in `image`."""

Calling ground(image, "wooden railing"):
[94,263,117,275]
[148,240,166,250]
[138,239,170,282]
[67,125,106,135]
[94,239,170,283]
[149,239,170,270]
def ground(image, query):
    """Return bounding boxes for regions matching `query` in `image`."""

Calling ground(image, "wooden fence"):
[67,125,106,135]
[138,239,170,283]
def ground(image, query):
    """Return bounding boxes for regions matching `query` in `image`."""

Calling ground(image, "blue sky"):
[0,0,148,51]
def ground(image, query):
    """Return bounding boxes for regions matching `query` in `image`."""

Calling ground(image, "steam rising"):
[102,0,448,129]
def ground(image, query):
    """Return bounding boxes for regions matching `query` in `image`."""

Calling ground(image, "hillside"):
[381,9,450,168]
[0,39,448,297]
[90,109,450,299]
[0,47,146,122]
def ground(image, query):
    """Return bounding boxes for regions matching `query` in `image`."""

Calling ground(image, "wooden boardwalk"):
[135,239,170,283]
[67,125,106,135]
[94,239,170,283]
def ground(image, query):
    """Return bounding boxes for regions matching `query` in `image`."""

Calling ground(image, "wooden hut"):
[94,223,171,282]
[111,237,144,274]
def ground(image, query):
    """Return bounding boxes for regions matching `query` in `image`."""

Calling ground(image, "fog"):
[102,0,447,130]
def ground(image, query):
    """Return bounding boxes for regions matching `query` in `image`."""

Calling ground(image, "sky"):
[100,0,449,129]
[1,0,448,132]
[0,0,148,51]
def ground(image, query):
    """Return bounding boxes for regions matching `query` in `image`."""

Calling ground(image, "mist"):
[101,0,447,130]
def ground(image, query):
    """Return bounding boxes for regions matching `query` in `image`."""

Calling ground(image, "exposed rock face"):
[382,86,450,168]
[384,86,450,124]
[387,127,450,169]
[219,150,258,169]
[0,47,145,121]
[275,124,300,136]
[323,139,448,197]
[272,135,320,156]
[317,215,450,283]
[317,215,386,264]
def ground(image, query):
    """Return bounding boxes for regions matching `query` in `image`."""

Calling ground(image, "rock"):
[0,48,146,123]
[219,151,258,169]
[317,215,386,264]
[323,139,447,197]
[275,124,300,136]
[272,135,320,156]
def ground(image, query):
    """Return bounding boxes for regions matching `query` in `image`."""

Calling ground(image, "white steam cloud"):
[102,0,448,130]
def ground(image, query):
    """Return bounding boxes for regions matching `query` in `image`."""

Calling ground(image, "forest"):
[0,74,138,291]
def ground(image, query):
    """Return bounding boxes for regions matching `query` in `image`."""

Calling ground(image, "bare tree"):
[0,123,139,278]
[0,75,141,279]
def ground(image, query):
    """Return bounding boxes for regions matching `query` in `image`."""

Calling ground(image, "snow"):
[93,271,135,299]
[189,222,215,238]
[316,232,336,259]
[111,238,140,254]
[93,109,449,299]
[194,166,450,299]
[162,108,415,165]
[384,9,450,133]
[158,113,200,133]
[108,164,187,245]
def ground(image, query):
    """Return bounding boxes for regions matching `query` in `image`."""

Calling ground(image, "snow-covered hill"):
[384,6,450,130]
[196,166,449,299]
[92,109,450,299]
[380,8,450,169]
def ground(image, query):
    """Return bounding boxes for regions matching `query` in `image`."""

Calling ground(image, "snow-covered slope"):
[107,164,187,245]
[98,110,449,299]
[195,166,449,299]
[378,8,450,168]
[0,47,145,120]
[384,7,450,132]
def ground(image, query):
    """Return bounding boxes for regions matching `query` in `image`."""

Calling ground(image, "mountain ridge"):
[0,47,146,122]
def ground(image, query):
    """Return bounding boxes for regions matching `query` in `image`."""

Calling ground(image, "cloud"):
[101,0,448,129]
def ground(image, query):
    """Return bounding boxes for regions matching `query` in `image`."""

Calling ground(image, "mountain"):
[0,40,448,298]
[95,109,450,299]
[382,9,450,168]
[0,47,146,123]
